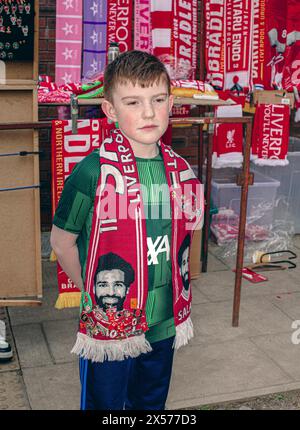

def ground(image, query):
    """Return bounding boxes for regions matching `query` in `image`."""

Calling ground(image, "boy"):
[50,50,203,410]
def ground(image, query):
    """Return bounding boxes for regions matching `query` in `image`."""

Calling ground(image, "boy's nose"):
[142,103,155,118]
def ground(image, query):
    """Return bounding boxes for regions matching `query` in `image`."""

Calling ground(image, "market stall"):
[0,0,42,307]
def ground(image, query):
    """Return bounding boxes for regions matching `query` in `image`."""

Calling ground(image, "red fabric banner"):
[252,104,290,166]
[171,0,198,79]
[106,0,133,54]
[204,0,225,89]
[282,0,300,91]
[134,0,152,51]
[51,119,115,297]
[224,0,253,91]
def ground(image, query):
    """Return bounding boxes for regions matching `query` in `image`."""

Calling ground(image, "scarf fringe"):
[71,332,152,362]
[50,249,57,262]
[252,158,289,166]
[173,317,194,349]
[55,292,81,309]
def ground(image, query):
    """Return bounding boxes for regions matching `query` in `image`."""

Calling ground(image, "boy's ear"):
[101,99,118,122]
[168,94,174,112]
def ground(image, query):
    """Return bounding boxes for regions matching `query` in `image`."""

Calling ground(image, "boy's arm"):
[50,225,84,290]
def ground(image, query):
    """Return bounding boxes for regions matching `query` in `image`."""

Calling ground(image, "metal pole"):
[202,131,213,273]
[232,118,253,327]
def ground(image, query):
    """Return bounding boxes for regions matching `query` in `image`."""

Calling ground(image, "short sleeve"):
[53,150,100,234]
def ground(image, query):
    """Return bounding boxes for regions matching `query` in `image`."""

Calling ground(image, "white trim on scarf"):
[173,316,194,350]
[71,332,152,362]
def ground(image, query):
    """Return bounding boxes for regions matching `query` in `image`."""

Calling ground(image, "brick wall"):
[38,0,56,230]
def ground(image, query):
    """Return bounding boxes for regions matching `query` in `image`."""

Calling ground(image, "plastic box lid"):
[211,168,280,189]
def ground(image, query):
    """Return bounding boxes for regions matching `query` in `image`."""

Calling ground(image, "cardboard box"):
[252,90,294,108]
[190,229,202,279]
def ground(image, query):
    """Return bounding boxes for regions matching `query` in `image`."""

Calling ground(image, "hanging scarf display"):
[212,104,243,169]
[82,0,107,79]
[55,0,82,86]
[265,0,287,90]
[151,1,198,119]
[282,0,300,93]
[251,0,267,89]
[251,104,290,166]
[106,0,132,54]
[134,0,152,52]
[150,0,173,72]
[204,0,225,90]
[52,118,115,309]
[205,0,255,91]
[223,0,253,92]
[252,0,287,90]
[70,130,204,362]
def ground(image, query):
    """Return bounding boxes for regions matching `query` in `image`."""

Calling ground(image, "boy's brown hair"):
[104,50,171,103]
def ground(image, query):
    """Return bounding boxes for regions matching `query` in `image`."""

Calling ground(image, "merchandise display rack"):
[0,0,42,308]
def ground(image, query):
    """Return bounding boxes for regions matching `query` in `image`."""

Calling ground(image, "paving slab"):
[192,270,236,302]
[239,296,294,334]
[12,323,53,368]
[43,319,79,364]
[8,286,79,326]
[190,296,293,346]
[190,282,210,304]
[207,252,230,272]
[270,292,300,321]
[167,338,293,409]
[42,260,58,289]
[237,271,300,298]
[250,332,300,381]
[0,371,30,410]
[22,362,80,410]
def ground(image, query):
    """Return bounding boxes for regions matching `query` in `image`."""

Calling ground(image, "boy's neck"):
[130,141,160,159]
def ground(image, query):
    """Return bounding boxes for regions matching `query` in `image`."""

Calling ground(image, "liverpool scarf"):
[52,118,115,309]
[134,0,152,52]
[71,130,204,362]
[282,0,300,91]
[251,104,290,166]
[204,0,253,91]
[212,104,243,169]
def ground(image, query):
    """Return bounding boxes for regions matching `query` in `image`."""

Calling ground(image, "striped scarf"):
[71,130,204,362]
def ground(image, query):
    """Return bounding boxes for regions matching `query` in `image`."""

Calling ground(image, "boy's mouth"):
[140,125,158,130]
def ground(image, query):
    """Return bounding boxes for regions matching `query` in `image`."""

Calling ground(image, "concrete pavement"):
[1,236,300,410]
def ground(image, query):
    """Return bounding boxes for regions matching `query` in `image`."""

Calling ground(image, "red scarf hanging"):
[282,0,300,92]
[71,130,204,362]
[251,104,290,166]
[212,104,243,169]
[51,118,115,309]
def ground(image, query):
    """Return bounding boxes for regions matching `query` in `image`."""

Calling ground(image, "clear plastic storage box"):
[210,168,280,227]
[253,152,300,232]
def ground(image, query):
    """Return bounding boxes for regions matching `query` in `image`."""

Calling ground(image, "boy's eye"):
[155,97,167,103]
[126,100,138,106]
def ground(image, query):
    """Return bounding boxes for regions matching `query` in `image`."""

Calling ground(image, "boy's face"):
[102,78,173,153]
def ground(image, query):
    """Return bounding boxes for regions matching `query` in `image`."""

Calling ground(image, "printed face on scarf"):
[101,78,173,155]
[95,269,128,312]
[179,247,190,292]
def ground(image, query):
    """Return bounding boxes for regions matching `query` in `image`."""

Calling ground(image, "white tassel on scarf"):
[71,333,152,363]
